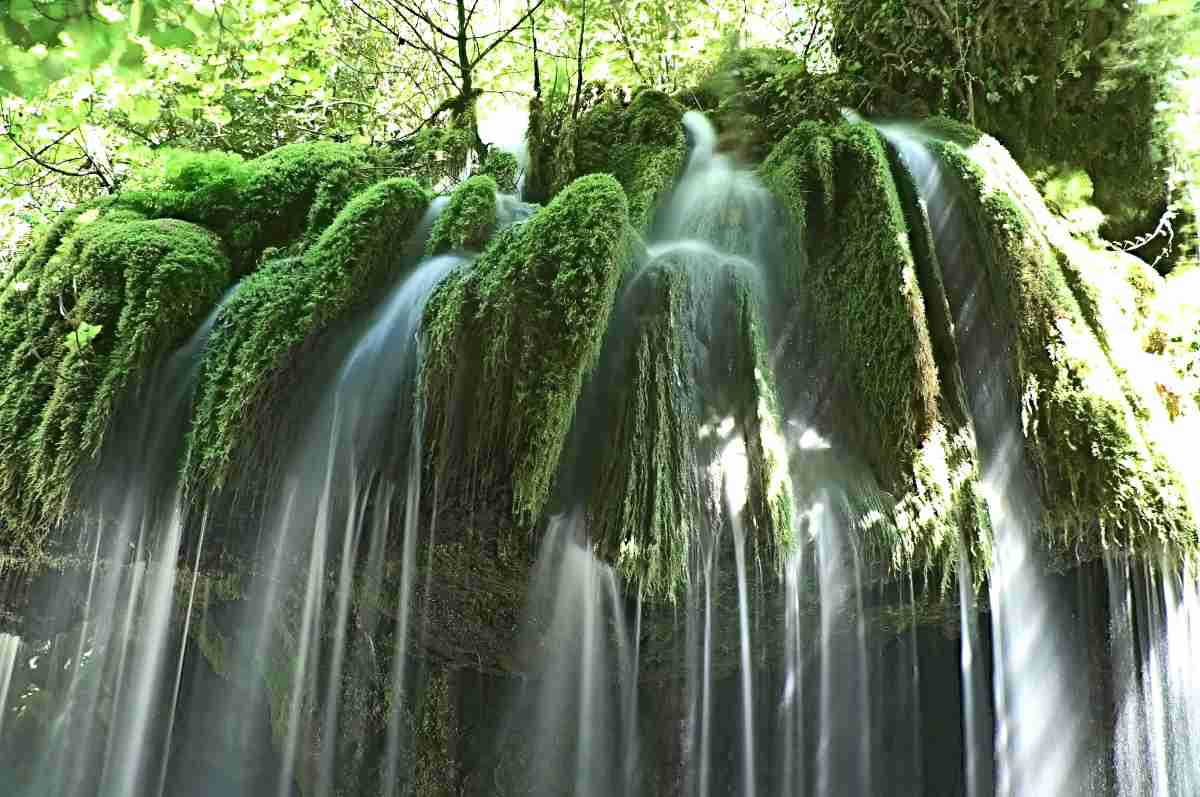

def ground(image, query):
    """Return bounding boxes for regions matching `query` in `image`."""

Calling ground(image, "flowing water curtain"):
[0,633,20,738]
[7,295,231,797]
[206,250,468,797]
[495,513,639,796]
[1107,554,1200,797]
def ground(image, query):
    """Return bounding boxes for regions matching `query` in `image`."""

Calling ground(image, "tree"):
[336,0,549,158]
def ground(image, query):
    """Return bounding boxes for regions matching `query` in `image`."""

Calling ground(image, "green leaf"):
[64,322,102,353]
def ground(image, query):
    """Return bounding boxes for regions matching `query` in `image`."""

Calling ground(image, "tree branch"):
[468,0,548,70]
[573,0,587,119]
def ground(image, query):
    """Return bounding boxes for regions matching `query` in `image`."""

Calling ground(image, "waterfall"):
[885,125,1094,795]
[204,230,471,794]
[1107,554,1200,797]
[0,633,19,738]
[7,291,233,797]
[499,512,639,796]
[2,107,1198,797]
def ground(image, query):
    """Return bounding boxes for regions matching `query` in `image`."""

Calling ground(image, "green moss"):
[186,177,431,492]
[412,667,460,797]
[584,259,793,599]
[618,91,689,230]
[423,173,632,524]
[816,124,940,489]
[0,212,229,548]
[697,47,840,161]
[427,175,499,256]
[758,122,834,305]
[931,135,1196,562]
[479,150,519,193]
[118,142,378,275]
[567,91,687,230]
[388,124,474,190]
[761,121,989,585]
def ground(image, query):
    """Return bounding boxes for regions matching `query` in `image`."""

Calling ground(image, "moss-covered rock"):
[579,255,793,599]
[479,150,519,194]
[423,173,632,525]
[119,142,380,275]
[762,122,984,581]
[184,177,431,492]
[926,130,1196,563]
[689,47,851,162]
[563,91,688,230]
[0,211,229,549]
[427,175,499,256]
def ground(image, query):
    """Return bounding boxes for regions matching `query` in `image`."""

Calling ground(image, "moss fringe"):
[422,173,632,525]
[185,177,431,492]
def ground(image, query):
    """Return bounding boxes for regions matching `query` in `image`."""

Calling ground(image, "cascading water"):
[0,632,18,737]
[4,291,233,797]
[3,106,1199,797]
[498,511,639,796]
[1106,554,1200,797]
[885,125,1096,795]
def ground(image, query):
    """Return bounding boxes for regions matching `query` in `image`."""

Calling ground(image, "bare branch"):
[573,0,587,118]
[468,0,548,70]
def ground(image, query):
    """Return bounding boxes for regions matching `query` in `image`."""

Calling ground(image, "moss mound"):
[927,131,1196,563]
[479,151,519,194]
[0,211,230,550]
[423,173,632,524]
[761,121,985,581]
[564,90,688,230]
[118,142,381,275]
[582,256,793,598]
[427,175,499,256]
[185,177,431,492]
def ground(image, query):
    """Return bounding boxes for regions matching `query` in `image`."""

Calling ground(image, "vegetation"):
[185,176,431,492]
[0,0,1197,593]
[422,172,632,525]
[0,208,229,551]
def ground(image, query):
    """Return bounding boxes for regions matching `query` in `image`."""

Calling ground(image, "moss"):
[411,667,460,796]
[581,258,793,599]
[760,121,992,585]
[185,177,431,492]
[0,211,229,546]
[696,47,836,161]
[758,122,834,305]
[567,91,687,230]
[118,142,379,275]
[479,150,519,193]
[930,133,1196,562]
[388,125,474,190]
[427,175,499,256]
[618,91,689,230]
[422,173,632,524]
[812,124,940,489]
